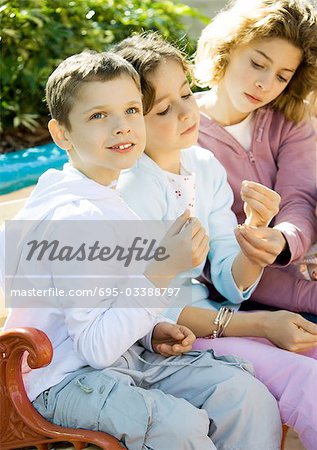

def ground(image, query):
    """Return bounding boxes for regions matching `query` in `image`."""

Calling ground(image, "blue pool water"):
[0,143,68,195]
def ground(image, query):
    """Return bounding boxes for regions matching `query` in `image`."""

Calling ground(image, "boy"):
[2,51,282,450]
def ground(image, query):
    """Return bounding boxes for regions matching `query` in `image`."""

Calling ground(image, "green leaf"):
[1,0,206,132]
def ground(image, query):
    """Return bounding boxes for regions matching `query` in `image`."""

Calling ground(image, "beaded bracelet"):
[204,306,234,339]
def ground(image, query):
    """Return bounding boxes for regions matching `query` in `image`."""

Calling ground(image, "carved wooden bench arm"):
[0,327,289,450]
[0,327,123,449]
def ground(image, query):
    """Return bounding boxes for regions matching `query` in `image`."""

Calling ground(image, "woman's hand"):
[152,322,196,357]
[235,225,286,267]
[307,263,317,281]
[263,310,317,352]
[302,244,317,281]
[241,180,280,227]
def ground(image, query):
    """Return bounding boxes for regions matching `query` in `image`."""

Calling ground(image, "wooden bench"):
[0,327,288,450]
[0,327,123,449]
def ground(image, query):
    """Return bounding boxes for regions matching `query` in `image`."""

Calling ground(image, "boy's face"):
[144,59,200,158]
[51,75,146,185]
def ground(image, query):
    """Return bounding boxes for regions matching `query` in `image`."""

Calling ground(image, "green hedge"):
[0,0,207,133]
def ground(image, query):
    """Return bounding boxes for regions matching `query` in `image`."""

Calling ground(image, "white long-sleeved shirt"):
[2,164,172,401]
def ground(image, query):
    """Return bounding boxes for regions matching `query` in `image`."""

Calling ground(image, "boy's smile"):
[50,76,146,186]
[108,143,135,153]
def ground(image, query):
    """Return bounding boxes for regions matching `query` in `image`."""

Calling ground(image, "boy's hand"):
[235,225,286,267]
[152,322,196,357]
[241,181,280,228]
[263,310,317,352]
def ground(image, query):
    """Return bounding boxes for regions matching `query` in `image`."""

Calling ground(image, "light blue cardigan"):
[118,145,258,321]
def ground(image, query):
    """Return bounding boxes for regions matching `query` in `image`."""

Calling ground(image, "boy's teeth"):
[115,144,132,149]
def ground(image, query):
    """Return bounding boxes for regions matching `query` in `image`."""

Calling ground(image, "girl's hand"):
[235,225,286,267]
[241,181,280,228]
[147,210,209,280]
[152,322,196,357]
[263,310,317,352]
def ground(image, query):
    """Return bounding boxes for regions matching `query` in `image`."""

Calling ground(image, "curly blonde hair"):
[194,0,317,122]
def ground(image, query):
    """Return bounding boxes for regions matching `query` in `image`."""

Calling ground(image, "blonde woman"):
[195,0,317,314]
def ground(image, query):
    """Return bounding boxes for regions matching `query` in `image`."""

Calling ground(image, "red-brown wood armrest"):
[281,424,289,450]
[0,327,289,449]
[0,327,123,449]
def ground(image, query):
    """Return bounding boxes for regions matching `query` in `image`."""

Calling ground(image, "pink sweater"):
[197,101,317,312]
[198,106,317,264]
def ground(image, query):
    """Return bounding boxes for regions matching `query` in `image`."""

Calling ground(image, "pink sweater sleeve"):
[273,120,317,263]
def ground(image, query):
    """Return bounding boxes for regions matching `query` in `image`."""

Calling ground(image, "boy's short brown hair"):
[113,32,191,115]
[46,50,141,130]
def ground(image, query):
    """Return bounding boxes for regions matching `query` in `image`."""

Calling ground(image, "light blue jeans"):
[33,346,282,450]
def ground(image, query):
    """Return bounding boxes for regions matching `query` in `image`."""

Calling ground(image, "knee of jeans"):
[239,372,281,428]
[160,399,210,443]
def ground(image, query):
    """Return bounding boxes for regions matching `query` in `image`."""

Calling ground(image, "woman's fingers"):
[242,195,278,216]
[286,321,317,351]
[241,181,280,226]
[289,331,317,351]
[242,180,281,204]
[295,315,317,336]
[235,227,279,265]
[241,189,278,209]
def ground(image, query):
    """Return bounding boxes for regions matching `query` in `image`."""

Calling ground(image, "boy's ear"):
[48,119,73,151]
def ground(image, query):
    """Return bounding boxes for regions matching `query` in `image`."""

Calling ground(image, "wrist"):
[226,310,271,338]
[272,229,291,265]
[151,322,159,337]
[274,228,287,251]
[257,311,272,339]
[245,216,270,228]
[249,220,268,228]
[145,262,175,288]
[204,307,234,339]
